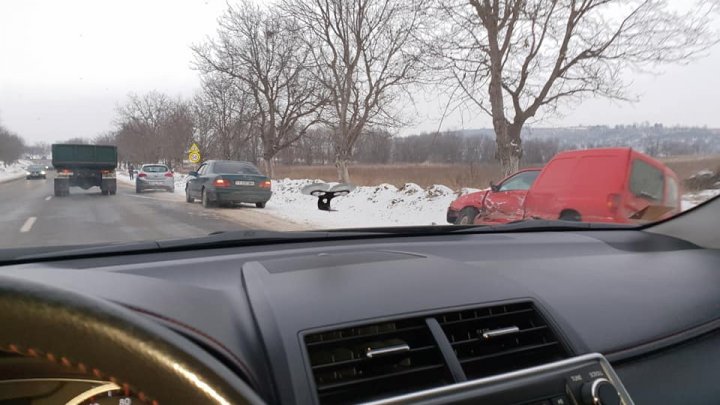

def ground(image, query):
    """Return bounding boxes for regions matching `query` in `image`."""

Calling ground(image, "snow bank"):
[681,189,720,211]
[264,179,461,228]
[0,160,34,183]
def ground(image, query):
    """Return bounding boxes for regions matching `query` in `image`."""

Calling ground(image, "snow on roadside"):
[681,189,720,211]
[263,179,462,228]
[0,160,35,183]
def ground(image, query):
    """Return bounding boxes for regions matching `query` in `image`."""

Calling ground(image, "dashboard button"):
[551,395,571,405]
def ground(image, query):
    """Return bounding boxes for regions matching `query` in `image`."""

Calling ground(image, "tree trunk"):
[335,157,351,184]
[494,123,522,177]
[262,157,275,179]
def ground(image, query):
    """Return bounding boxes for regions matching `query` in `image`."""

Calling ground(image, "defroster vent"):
[304,317,451,404]
[437,302,568,380]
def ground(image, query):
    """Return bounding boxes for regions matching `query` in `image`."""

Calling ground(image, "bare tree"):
[159,101,195,168]
[115,92,194,167]
[0,125,25,166]
[193,1,325,177]
[116,92,174,163]
[194,73,258,161]
[283,0,430,183]
[433,0,718,176]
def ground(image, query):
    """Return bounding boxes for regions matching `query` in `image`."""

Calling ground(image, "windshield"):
[1,0,719,251]
[142,165,169,173]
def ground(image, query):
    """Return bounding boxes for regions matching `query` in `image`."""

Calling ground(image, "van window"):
[630,160,664,202]
[666,177,679,207]
[499,171,540,191]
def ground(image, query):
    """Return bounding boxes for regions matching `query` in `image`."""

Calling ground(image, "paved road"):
[0,173,283,249]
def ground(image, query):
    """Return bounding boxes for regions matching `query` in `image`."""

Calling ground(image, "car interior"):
[0,196,719,404]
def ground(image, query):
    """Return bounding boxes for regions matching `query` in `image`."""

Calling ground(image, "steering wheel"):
[0,274,264,404]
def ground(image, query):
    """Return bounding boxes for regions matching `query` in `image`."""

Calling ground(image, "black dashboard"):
[1,229,719,404]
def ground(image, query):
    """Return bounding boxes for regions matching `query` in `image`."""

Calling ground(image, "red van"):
[447,148,682,225]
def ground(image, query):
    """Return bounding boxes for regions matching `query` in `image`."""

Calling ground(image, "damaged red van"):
[447,148,682,225]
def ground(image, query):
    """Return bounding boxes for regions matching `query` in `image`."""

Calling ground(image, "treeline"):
[0,122,25,166]
[274,130,562,166]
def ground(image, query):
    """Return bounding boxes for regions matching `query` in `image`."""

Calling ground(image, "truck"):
[51,144,118,197]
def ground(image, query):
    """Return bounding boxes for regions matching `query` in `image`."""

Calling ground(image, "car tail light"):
[138,173,147,178]
[607,193,622,212]
[213,178,230,187]
[260,180,272,189]
[164,172,173,177]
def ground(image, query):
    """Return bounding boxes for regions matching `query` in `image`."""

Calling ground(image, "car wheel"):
[135,184,142,194]
[185,187,194,203]
[455,207,479,225]
[559,210,582,222]
[256,202,266,209]
[168,186,175,193]
[201,189,213,208]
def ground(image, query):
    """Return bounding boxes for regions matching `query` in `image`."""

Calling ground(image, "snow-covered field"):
[0,160,34,183]
[117,169,719,229]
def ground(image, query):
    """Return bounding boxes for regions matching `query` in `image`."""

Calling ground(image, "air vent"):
[436,302,568,380]
[304,317,451,404]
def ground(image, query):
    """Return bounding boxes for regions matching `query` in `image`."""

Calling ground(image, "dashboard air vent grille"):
[436,302,568,380]
[304,317,450,404]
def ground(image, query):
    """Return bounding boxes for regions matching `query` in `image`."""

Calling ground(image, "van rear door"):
[625,158,667,219]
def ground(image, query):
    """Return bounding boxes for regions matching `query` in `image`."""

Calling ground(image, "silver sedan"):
[136,164,175,193]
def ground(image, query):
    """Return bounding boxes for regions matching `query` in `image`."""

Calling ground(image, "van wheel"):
[256,202,266,209]
[559,210,582,222]
[455,207,479,225]
[185,187,194,203]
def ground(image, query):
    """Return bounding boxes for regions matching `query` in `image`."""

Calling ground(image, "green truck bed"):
[51,144,118,170]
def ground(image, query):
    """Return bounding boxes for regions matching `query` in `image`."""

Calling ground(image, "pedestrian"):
[129,163,134,180]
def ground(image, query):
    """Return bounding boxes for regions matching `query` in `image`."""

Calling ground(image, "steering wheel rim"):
[0,274,264,404]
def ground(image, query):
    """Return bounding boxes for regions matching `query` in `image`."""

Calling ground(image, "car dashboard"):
[1,229,719,404]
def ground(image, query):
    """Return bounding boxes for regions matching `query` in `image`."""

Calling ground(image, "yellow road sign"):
[189,143,200,153]
[188,151,201,163]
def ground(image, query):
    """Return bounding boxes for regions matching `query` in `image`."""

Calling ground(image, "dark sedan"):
[185,160,272,208]
[25,165,47,180]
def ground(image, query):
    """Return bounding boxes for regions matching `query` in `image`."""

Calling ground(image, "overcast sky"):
[1,0,719,144]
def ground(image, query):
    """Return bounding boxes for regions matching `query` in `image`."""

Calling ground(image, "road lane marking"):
[20,217,37,233]
[45,196,52,201]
